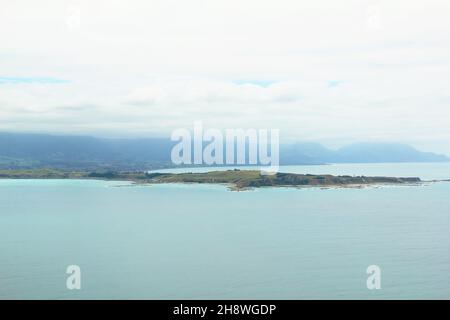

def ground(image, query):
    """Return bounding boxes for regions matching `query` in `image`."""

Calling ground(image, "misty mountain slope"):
[0,133,448,170]
[0,133,172,170]
[334,143,450,163]
[280,142,336,164]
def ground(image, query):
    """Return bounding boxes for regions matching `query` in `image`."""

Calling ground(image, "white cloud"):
[0,0,449,154]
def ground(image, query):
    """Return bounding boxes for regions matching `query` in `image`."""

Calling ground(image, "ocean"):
[0,163,449,299]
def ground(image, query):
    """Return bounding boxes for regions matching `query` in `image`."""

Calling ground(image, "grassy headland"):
[0,168,423,191]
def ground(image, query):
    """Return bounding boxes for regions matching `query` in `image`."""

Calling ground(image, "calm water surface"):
[0,163,449,299]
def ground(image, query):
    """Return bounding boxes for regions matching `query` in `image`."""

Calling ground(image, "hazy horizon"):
[1,130,449,157]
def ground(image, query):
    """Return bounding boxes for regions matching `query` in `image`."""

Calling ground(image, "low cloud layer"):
[0,0,449,154]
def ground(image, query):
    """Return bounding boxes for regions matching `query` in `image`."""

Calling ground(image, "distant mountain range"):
[280,142,450,164]
[0,133,448,170]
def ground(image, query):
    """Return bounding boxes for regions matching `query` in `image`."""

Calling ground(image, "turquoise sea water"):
[0,163,449,299]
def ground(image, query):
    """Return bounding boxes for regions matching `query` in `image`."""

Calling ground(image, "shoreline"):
[0,177,434,192]
[0,168,440,191]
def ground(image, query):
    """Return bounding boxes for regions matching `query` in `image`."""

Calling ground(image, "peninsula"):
[0,168,424,190]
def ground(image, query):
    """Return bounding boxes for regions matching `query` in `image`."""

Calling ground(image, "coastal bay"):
[1,163,450,299]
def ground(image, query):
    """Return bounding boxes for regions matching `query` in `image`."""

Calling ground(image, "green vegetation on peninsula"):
[0,168,424,191]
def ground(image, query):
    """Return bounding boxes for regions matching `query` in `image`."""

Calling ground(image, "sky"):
[0,0,449,154]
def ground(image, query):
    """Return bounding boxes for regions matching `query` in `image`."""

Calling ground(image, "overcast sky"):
[0,0,449,154]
